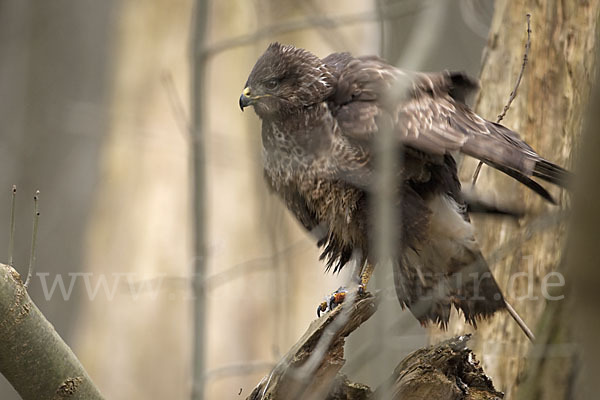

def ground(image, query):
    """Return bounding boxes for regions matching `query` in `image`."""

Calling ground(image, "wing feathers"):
[330,57,570,199]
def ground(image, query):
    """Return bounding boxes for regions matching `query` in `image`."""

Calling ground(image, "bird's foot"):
[316,285,366,318]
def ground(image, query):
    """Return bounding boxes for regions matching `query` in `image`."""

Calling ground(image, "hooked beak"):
[239,87,253,111]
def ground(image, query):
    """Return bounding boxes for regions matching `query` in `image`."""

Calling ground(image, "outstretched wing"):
[327,55,569,202]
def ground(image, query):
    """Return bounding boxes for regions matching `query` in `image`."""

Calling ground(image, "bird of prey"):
[239,43,569,339]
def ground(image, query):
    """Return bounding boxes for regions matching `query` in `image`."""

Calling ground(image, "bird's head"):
[239,43,335,118]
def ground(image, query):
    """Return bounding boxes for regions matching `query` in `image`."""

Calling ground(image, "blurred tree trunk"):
[432,0,600,398]
[73,1,194,399]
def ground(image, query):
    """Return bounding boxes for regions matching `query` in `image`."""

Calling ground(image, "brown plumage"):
[239,43,569,333]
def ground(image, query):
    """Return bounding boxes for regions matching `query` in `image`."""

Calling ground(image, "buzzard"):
[239,43,569,338]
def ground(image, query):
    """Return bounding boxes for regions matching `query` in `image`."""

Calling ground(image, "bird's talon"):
[330,290,346,309]
[358,284,366,295]
[317,302,327,318]
[317,287,350,317]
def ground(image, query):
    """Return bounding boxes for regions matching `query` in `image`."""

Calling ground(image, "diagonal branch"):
[247,292,379,400]
[0,264,104,400]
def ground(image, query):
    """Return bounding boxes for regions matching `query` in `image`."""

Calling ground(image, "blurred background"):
[0,1,496,399]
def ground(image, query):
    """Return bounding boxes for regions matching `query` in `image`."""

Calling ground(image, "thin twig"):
[497,13,531,123]
[8,185,16,267]
[505,300,535,342]
[470,161,484,187]
[472,13,531,186]
[204,360,275,380]
[24,190,40,288]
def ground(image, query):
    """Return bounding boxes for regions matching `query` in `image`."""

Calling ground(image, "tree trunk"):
[432,1,600,398]
[517,36,600,400]
[73,1,194,399]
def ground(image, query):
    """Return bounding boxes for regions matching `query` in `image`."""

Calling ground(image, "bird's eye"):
[264,79,279,90]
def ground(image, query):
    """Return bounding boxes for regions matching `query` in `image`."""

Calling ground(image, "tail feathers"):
[398,272,535,342]
[394,252,507,329]
[394,257,535,342]
[490,162,557,204]
[398,274,506,329]
[447,254,506,327]
[533,159,572,188]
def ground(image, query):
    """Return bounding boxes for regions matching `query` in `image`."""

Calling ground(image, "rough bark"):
[0,264,103,400]
[375,336,503,400]
[517,36,600,400]
[432,1,600,398]
[247,293,502,400]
